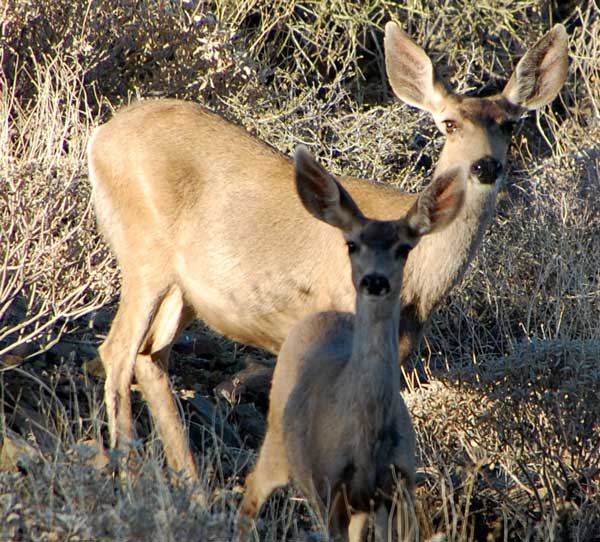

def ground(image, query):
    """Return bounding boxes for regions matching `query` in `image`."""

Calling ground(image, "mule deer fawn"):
[87,23,568,478]
[239,146,465,541]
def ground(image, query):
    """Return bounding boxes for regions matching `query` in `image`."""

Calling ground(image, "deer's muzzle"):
[471,156,503,185]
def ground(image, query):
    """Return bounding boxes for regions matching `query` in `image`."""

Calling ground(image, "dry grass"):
[1,0,598,540]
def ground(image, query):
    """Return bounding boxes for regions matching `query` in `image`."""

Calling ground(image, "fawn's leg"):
[348,512,368,542]
[240,430,291,519]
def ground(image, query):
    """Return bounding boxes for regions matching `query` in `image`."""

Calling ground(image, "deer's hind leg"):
[100,277,167,453]
[133,285,198,479]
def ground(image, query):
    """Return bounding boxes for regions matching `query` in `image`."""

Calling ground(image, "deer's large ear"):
[502,24,569,112]
[294,146,365,232]
[407,167,465,236]
[384,21,452,114]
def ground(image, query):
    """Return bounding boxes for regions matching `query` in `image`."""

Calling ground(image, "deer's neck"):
[403,182,498,322]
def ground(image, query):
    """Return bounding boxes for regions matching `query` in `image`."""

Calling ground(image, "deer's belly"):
[181,274,350,354]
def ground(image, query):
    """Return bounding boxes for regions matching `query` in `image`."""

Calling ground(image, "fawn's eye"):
[443,120,458,134]
[395,244,412,260]
[346,240,358,254]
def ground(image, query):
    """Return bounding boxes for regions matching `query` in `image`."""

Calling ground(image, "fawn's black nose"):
[359,274,391,296]
[471,156,503,185]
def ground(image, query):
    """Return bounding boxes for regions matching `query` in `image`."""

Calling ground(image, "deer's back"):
[88,100,417,352]
[88,100,289,245]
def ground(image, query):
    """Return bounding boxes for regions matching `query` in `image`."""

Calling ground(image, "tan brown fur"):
[88,23,568,477]
[240,148,466,541]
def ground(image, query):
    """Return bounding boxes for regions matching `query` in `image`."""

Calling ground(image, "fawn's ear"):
[407,167,465,236]
[294,146,366,232]
[384,21,452,114]
[502,24,569,113]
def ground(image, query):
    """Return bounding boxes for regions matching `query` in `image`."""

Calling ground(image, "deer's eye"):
[395,244,412,260]
[443,120,458,134]
[346,240,358,254]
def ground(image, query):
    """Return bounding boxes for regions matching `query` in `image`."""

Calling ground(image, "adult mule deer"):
[87,23,568,478]
[240,146,465,541]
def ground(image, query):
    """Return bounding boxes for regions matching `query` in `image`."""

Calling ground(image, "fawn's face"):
[344,219,418,300]
[293,146,466,302]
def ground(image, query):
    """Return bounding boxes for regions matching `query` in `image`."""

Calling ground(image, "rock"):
[215,363,273,410]
[46,342,77,363]
[231,403,266,446]
[187,394,241,447]
[83,356,105,378]
[8,402,57,453]
[0,430,39,472]
[0,354,23,368]
[241,353,276,369]
[174,335,222,358]
[5,294,27,323]
[75,439,110,470]
[48,341,97,363]
[214,380,238,403]
[0,341,39,366]
[87,308,113,331]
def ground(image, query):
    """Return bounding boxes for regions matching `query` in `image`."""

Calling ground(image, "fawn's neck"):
[348,294,401,393]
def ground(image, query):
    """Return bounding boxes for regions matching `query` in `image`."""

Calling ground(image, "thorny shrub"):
[0,0,598,540]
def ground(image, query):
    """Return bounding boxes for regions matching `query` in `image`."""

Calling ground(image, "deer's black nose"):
[471,156,503,185]
[359,274,390,296]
